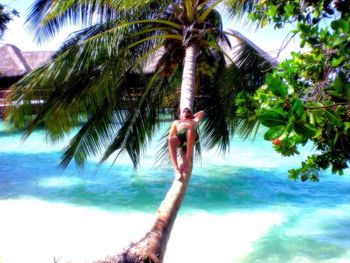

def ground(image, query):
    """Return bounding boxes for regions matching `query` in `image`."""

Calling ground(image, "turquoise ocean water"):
[0,121,349,263]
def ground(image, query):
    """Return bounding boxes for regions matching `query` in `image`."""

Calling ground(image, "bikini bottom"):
[175,128,198,148]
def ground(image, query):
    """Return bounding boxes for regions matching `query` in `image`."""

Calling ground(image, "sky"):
[0,0,302,61]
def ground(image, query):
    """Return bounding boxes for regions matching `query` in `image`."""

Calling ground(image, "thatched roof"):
[0,44,53,78]
[0,29,276,79]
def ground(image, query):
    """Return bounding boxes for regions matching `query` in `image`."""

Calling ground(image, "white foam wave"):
[1,199,349,263]
[165,211,284,263]
[0,199,154,263]
[0,199,284,263]
[38,176,93,188]
[285,204,350,238]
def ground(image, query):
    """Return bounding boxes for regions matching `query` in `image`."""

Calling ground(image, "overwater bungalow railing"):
[1,87,207,120]
[0,89,44,118]
[0,90,10,118]
[0,89,10,102]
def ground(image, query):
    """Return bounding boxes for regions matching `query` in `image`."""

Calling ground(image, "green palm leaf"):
[224,0,259,19]
[7,0,276,169]
[100,73,168,166]
[26,0,173,42]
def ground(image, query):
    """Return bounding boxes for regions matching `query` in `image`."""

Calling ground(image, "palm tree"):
[0,4,18,39]
[6,0,275,262]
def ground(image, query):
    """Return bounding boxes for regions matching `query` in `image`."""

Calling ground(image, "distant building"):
[0,44,53,115]
[0,44,53,90]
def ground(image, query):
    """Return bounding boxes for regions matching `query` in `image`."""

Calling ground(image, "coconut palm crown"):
[6,0,274,168]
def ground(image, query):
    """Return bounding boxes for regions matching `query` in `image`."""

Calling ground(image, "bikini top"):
[176,118,198,130]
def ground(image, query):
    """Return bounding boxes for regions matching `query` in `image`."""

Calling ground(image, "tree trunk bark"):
[96,157,192,263]
[96,44,198,263]
[180,44,198,112]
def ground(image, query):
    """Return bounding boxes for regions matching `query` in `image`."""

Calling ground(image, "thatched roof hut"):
[0,44,53,90]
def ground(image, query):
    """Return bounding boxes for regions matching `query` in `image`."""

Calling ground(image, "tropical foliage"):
[0,4,18,38]
[6,0,274,168]
[247,0,350,181]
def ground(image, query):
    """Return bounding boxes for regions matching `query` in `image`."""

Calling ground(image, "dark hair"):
[183,108,192,114]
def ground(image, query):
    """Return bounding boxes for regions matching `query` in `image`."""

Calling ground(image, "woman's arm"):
[193,111,205,122]
[168,121,178,138]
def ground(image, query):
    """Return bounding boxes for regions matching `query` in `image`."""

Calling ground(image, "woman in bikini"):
[168,108,205,181]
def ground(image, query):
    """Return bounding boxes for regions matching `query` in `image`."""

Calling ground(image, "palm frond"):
[194,27,276,148]
[197,0,222,24]
[197,74,232,151]
[228,29,276,66]
[100,73,169,167]
[197,65,260,148]
[60,103,121,168]
[26,0,173,42]
[154,129,172,168]
[58,72,146,167]
[224,0,259,19]
[7,0,275,168]
[7,17,182,168]
[54,20,117,56]
[226,29,276,92]
[26,0,112,41]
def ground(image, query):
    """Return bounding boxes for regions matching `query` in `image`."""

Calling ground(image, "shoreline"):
[0,198,283,263]
[1,198,349,263]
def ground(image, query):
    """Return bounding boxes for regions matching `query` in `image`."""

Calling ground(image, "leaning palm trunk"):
[180,44,197,112]
[96,45,198,263]
[96,157,191,263]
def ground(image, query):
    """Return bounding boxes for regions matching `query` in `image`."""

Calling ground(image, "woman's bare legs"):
[168,136,182,180]
[180,129,196,174]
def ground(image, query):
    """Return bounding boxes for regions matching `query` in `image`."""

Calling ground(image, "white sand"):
[0,199,153,263]
[0,199,285,263]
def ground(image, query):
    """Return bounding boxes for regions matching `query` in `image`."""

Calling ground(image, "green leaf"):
[278,139,300,156]
[298,23,311,33]
[127,34,182,49]
[197,0,222,24]
[309,112,315,125]
[344,122,350,135]
[259,109,288,127]
[284,4,294,16]
[122,19,182,30]
[305,102,323,108]
[346,85,350,102]
[261,16,267,28]
[331,56,344,67]
[264,125,285,140]
[288,169,298,180]
[325,110,342,128]
[333,132,339,145]
[329,90,342,99]
[305,102,324,118]
[333,75,343,89]
[266,75,288,98]
[289,134,307,145]
[331,19,349,33]
[294,122,316,138]
[267,6,277,17]
[292,99,304,120]
[185,0,194,23]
